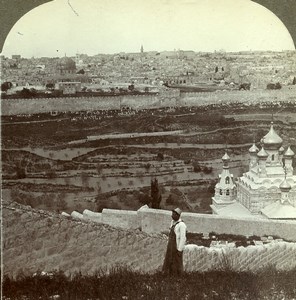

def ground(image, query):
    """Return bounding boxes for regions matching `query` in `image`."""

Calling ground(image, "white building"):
[211,123,296,219]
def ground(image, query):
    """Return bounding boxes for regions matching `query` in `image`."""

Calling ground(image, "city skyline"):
[1,0,295,58]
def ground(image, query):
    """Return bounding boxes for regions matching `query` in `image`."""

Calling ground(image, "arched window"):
[226,190,230,195]
[219,189,222,195]
[271,154,275,161]
[225,176,230,184]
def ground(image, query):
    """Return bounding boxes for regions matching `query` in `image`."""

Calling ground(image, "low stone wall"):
[101,209,140,229]
[183,241,296,272]
[140,208,296,241]
[70,206,296,241]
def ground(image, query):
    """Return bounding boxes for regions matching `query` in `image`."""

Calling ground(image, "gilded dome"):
[261,122,283,150]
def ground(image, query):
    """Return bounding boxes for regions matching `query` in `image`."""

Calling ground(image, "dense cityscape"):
[1,49,296,97]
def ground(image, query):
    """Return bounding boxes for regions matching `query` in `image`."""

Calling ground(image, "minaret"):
[140,45,144,54]
[249,142,259,170]
[211,152,236,213]
[283,146,295,177]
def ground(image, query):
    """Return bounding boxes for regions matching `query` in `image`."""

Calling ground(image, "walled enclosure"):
[2,88,296,115]
[79,206,296,241]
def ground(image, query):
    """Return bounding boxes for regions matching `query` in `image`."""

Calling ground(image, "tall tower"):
[283,146,295,176]
[279,177,292,205]
[140,45,144,54]
[249,142,259,169]
[211,152,236,214]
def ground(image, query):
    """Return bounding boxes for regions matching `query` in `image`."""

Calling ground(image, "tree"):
[19,88,37,98]
[45,169,57,179]
[150,178,162,209]
[46,83,55,90]
[128,84,134,91]
[96,163,103,174]
[192,161,201,173]
[157,152,164,161]
[81,172,89,187]
[267,82,282,90]
[1,81,13,92]
[56,193,67,210]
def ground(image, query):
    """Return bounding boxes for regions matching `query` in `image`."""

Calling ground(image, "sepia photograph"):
[1,0,296,299]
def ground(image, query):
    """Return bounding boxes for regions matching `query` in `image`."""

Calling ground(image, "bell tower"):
[211,152,236,214]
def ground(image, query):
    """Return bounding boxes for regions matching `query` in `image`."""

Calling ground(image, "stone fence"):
[70,206,296,241]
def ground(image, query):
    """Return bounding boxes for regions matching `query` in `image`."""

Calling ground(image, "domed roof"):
[261,122,283,149]
[222,152,230,161]
[279,146,285,154]
[284,146,295,158]
[280,178,291,192]
[58,57,76,70]
[249,143,259,154]
[257,147,268,158]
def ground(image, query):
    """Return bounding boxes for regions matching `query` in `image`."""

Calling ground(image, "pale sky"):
[1,0,295,58]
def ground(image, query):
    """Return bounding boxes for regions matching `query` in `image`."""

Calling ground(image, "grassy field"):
[3,266,296,300]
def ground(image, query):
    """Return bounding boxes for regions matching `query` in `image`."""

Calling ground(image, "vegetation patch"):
[3,266,296,300]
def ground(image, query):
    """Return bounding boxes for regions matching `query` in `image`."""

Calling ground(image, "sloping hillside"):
[2,200,167,278]
[3,200,296,279]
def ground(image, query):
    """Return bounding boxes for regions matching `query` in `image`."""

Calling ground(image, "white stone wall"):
[140,208,296,241]
[71,206,296,241]
[101,209,140,230]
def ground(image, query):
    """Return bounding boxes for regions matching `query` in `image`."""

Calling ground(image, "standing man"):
[162,208,187,275]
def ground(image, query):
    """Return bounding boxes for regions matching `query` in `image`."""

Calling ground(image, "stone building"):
[57,57,76,75]
[211,123,296,219]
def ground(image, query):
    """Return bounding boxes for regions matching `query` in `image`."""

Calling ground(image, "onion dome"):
[261,122,283,150]
[249,143,259,154]
[280,178,291,192]
[279,146,285,154]
[284,146,295,158]
[222,152,230,162]
[257,147,268,159]
[222,152,230,168]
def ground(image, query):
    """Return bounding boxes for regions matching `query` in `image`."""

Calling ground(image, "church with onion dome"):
[211,122,296,219]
